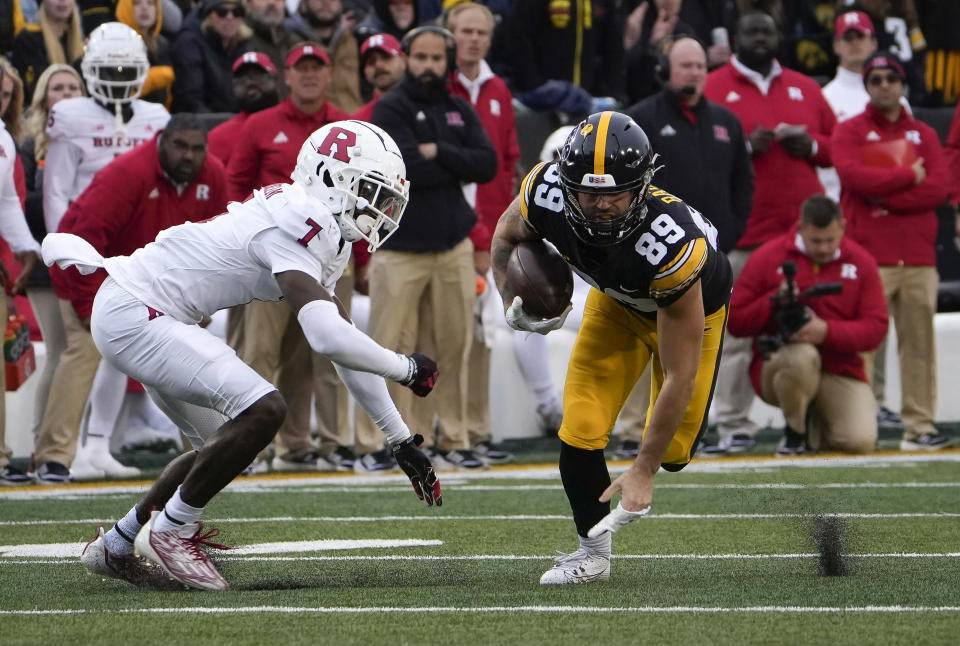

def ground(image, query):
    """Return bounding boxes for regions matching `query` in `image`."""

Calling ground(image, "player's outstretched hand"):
[505,296,571,335]
[587,502,651,537]
[393,434,442,506]
[401,353,438,397]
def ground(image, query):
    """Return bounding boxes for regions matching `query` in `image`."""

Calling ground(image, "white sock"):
[512,333,556,404]
[152,486,204,533]
[103,506,141,555]
[580,531,612,555]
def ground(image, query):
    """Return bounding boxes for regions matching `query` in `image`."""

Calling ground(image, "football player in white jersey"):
[36,21,170,483]
[46,120,443,591]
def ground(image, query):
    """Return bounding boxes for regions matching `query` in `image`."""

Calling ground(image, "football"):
[504,240,574,319]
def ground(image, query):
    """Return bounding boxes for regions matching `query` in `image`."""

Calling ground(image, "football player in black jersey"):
[492,111,733,584]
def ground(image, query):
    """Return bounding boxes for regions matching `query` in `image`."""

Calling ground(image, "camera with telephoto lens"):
[756,260,843,358]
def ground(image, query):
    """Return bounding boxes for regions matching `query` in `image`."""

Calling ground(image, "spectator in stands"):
[622,0,696,106]
[367,26,496,470]
[11,0,84,104]
[626,35,752,458]
[172,0,253,113]
[729,196,887,455]
[674,0,736,68]
[0,57,24,141]
[19,63,83,468]
[286,0,363,112]
[207,52,280,165]
[34,23,169,484]
[446,1,517,464]
[355,0,420,43]
[0,60,42,485]
[832,51,952,452]
[352,33,405,123]
[1,0,26,56]
[507,0,625,112]
[243,0,302,81]
[703,10,836,453]
[116,0,176,109]
[227,42,352,473]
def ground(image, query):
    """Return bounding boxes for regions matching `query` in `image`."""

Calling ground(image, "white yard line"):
[2,511,958,528]
[1,604,959,616]
[4,551,960,564]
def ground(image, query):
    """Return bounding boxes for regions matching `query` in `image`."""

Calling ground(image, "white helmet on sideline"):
[291,120,409,252]
[81,22,149,104]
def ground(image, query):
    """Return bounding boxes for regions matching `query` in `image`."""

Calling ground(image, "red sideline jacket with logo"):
[832,103,949,266]
[52,133,228,318]
[704,61,836,249]
[728,229,888,391]
[226,97,349,202]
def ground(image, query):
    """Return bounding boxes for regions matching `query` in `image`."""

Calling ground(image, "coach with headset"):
[624,35,753,457]
[362,25,498,468]
[626,36,752,254]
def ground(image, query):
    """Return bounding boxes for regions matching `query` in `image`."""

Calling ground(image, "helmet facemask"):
[561,158,658,246]
[333,169,408,252]
[81,24,149,106]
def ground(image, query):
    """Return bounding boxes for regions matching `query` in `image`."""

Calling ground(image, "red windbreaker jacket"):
[52,133,228,318]
[832,103,949,266]
[704,61,836,249]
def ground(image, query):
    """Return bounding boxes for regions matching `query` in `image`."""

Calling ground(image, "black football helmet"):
[558,111,659,246]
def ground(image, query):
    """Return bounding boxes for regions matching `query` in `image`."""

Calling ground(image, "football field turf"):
[2,451,959,645]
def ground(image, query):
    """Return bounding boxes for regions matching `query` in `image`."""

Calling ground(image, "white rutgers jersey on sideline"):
[103,182,351,323]
[43,96,170,233]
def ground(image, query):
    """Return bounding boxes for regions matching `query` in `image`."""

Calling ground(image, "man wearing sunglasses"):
[832,51,953,453]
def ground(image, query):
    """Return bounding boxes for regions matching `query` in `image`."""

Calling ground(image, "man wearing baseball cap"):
[352,33,406,122]
[832,50,952,453]
[207,52,280,165]
[225,41,352,474]
[820,11,911,425]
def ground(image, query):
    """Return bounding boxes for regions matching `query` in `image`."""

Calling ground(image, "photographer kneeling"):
[728,196,889,455]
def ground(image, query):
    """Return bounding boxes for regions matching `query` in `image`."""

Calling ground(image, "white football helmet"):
[291,120,409,252]
[81,22,149,104]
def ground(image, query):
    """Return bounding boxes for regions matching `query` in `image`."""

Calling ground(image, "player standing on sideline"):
[46,121,442,591]
[491,111,732,585]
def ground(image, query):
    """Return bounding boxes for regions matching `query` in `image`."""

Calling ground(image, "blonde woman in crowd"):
[0,57,24,143]
[18,63,85,473]
[11,0,84,103]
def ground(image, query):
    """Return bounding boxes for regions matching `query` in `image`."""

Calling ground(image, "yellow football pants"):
[558,288,727,469]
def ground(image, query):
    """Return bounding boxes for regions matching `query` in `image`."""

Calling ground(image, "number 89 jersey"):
[519,161,732,318]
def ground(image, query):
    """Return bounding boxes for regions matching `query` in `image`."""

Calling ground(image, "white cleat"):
[539,547,611,585]
[80,525,169,587]
[134,510,230,591]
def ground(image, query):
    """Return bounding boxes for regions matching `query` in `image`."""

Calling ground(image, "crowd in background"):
[1,0,959,484]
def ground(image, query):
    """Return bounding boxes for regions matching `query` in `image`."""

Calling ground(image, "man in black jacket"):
[366,26,497,471]
[624,35,753,457]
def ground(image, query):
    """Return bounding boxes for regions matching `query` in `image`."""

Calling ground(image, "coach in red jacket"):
[226,43,349,201]
[728,196,888,456]
[832,52,952,452]
[208,52,280,167]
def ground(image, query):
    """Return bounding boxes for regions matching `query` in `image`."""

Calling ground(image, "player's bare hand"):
[599,463,655,513]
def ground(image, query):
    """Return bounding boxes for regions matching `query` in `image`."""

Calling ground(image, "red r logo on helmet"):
[317,127,357,163]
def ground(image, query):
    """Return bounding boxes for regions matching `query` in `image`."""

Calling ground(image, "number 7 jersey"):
[519,161,732,318]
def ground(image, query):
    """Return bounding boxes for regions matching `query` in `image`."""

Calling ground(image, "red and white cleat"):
[133,510,231,591]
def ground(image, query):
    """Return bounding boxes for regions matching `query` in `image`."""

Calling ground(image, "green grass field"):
[2,450,959,646]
